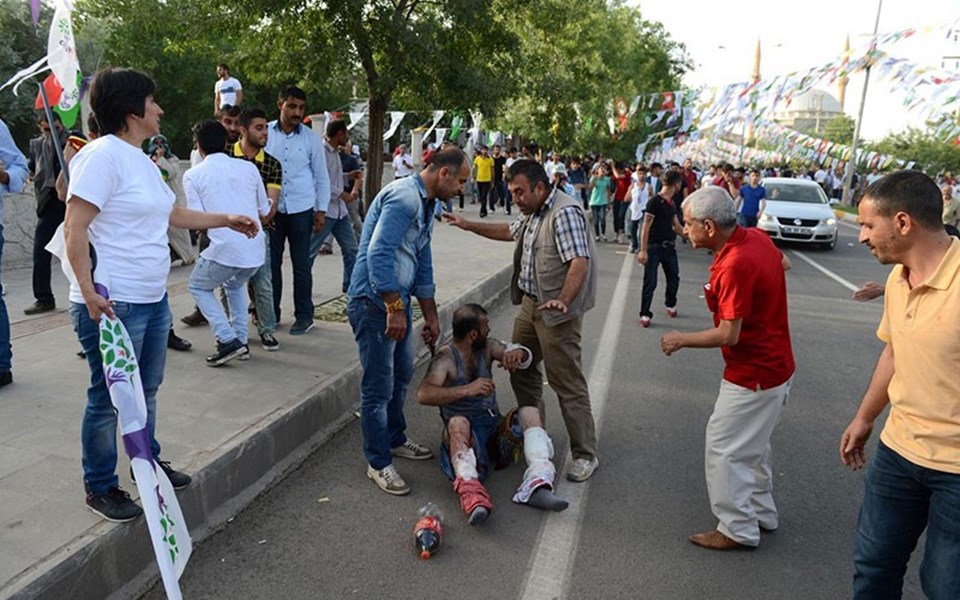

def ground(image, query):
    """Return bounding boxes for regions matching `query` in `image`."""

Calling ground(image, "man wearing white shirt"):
[184,120,270,366]
[213,63,243,112]
[392,145,414,178]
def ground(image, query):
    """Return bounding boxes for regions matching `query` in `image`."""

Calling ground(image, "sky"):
[635,0,959,141]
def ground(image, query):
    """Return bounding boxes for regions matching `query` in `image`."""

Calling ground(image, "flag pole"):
[36,79,70,186]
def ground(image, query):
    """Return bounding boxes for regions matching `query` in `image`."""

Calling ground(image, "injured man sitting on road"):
[417,303,568,525]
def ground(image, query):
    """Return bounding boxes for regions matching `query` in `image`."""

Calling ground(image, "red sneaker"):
[639,316,651,328]
[667,307,678,318]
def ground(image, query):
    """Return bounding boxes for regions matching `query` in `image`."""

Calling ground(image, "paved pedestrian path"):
[0,201,516,599]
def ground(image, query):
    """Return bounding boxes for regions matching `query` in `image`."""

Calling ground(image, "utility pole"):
[841,0,882,206]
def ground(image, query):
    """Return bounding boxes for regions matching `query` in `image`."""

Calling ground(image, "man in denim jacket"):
[348,148,470,495]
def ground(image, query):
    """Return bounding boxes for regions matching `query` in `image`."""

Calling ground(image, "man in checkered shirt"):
[443,159,600,483]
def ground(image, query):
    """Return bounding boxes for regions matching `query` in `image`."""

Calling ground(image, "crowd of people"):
[0,63,958,599]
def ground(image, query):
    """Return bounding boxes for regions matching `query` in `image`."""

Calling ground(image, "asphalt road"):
[143,222,925,600]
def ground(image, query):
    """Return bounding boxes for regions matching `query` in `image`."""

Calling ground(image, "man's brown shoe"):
[689,530,753,551]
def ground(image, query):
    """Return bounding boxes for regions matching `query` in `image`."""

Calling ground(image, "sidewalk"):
[0,201,516,599]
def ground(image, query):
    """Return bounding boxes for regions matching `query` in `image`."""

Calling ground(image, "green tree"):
[180,0,518,200]
[0,0,54,148]
[870,126,960,175]
[821,114,855,145]
[73,0,240,155]
[496,0,689,159]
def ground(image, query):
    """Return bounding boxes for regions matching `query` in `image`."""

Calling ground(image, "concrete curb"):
[8,264,514,600]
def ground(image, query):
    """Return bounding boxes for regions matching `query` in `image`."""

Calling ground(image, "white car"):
[756,178,839,250]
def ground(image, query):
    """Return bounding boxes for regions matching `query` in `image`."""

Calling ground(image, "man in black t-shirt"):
[637,169,684,328]
[491,144,509,213]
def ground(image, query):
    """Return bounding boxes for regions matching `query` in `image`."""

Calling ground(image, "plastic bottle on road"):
[414,502,443,559]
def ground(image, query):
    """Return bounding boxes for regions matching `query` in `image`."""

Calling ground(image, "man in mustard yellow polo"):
[840,170,960,599]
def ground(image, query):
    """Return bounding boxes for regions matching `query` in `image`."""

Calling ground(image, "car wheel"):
[822,238,837,251]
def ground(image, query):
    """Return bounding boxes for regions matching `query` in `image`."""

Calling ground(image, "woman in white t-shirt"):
[63,67,259,523]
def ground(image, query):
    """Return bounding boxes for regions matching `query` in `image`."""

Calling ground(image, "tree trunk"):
[364,93,388,210]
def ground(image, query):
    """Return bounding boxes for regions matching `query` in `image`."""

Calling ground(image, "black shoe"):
[86,486,143,522]
[289,319,314,336]
[130,460,193,491]
[260,333,280,351]
[205,338,247,366]
[24,300,55,315]
[0,371,11,388]
[167,330,192,352]
[180,308,207,327]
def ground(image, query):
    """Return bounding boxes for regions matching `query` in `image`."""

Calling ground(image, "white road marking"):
[519,252,633,600]
[789,250,859,292]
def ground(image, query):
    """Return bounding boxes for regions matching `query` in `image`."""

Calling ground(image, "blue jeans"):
[853,441,960,600]
[248,232,277,336]
[628,219,641,252]
[433,198,453,218]
[640,244,679,318]
[69,295,171,494]
[494,180,510,213]
[612,201,629,234]
[271,209,314,323]
[188,257,258,344]
[308,216,359,294]
[347,297,413,469]
[738,214,758,228]
[0,225,10,372]
[591,204,607,237]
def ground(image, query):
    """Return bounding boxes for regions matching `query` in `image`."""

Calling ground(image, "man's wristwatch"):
[385,297,405,314]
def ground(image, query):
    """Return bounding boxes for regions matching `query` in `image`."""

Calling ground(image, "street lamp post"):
[841,0,883,206]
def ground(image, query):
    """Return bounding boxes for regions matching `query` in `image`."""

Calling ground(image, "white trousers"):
[705,376,792,547]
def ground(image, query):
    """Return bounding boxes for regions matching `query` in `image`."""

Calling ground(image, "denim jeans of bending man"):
[852,441,960,600]
[248,232,277,336]
[347,297,413,470]
[0,227,10,372]
[308,215,359,294]
[189,257,259,344]
[270,209,314,323]
[69,295,171,494]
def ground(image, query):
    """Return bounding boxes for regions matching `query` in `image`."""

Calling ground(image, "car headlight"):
[823,217,837,227]
[759,213,774,224]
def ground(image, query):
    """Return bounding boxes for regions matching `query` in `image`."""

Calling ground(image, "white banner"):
[383,111,406,141]
[47,0,80,111]
[347,111,366,131]
[423,110,444,141]
[434,128,448,145]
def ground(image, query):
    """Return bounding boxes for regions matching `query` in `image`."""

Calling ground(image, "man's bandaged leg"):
[452,447,480,481]
[513,427,568,511]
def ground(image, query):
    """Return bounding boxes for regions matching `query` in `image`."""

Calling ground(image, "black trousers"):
[477,182,492,216]
[33,189,64,304]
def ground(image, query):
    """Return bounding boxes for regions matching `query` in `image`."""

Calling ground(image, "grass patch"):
[833,204,858,215]
[313,295,425,323]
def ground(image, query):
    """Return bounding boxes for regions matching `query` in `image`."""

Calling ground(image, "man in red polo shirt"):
[660,186,794,551]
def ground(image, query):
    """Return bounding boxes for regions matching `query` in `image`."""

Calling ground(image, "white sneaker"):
[566,457,599,482]
[391,439,434,460]
[366,464,410,495]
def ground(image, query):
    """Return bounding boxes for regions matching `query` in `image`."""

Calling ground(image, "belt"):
[654,240,676,248]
